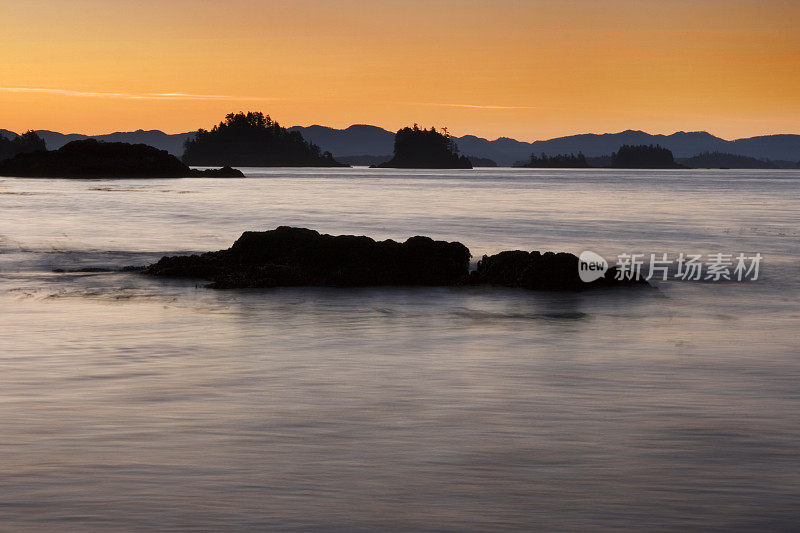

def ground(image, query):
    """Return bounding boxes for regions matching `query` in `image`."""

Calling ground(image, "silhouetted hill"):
[0,131,46,162]
[183,112,346,167]
[728,135,800,161]
[521,130,724,160]
[288,124,395,158]
[287,128,800,166]
[375,125,472,169]
[451,135,536,166]
[612,144,682,169]
[527,130,800,161]
[336,155,392,166]
[679,152,779,169]
[467,156,498,167]
[4,124,799,166]
[94,129,193,156]
[0,139,242,178]
[30,129,194,156]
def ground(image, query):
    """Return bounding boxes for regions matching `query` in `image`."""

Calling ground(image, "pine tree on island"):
[611,144,682,169]
[182,112,347,167]
[375,125,472,169]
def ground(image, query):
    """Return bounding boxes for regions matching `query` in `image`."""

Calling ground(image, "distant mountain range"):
[517,130,800,165]
[0,129,193,159]
[2,126,798,166]
[287,125,395,160]
[677,152,784,169]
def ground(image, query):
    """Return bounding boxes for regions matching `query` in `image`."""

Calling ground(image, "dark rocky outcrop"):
[187,165,245,177]
[145,227,648,291]
[469,250,647,291]
[145,226,472,288]
[0,139,243,178]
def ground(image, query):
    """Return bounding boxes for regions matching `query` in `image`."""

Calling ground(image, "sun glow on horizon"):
[1,0,798,141]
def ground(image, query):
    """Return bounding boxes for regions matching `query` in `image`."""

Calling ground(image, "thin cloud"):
[2,89,551,109]
[0,87,280,101]
[400,101,557,110]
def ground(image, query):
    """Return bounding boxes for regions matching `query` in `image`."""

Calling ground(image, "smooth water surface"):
[1,168,798,530]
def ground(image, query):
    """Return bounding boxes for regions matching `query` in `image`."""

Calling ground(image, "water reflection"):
[1,169,798,530]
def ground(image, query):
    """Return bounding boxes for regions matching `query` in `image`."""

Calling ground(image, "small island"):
[182,112,347,167]
[611,144,683,169]
[679,151,780,169]
[375,125,472,169]
[0,139,244,178]
[186,166,246,177]
[520,152,589,168]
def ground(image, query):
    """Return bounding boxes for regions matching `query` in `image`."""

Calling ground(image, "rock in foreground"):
[146,226,471,288]
[145,227,649,291]
[470,250,648,291]
[0,139,243,178]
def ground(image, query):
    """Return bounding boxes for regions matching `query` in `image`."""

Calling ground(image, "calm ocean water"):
[1,168,799,531]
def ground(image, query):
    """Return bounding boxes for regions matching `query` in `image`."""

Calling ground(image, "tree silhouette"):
[0,130,46,162]
[0,139,192,178]
[376,125,472,169]
[680,151,778,169]
[182,112,346,167]
[521,152,589,168]
[611,144,680,168]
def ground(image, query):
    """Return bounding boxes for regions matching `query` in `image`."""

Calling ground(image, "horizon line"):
[2,87,797,142]
[4,123,797,145]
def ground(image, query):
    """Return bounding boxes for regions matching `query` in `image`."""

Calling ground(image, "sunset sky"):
[2,0,798,141]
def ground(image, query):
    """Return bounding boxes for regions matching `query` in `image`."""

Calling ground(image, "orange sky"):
[1,0,798,141]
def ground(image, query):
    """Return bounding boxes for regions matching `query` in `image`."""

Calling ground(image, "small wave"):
[88,187,148,192]
[52,267,117,273]
[452,308,588,321]
[40,286,166,302]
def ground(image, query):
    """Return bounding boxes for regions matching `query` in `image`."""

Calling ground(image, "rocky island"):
[145,226,646,291]
[611,144,684,169]
[375,125,472,169]
[0,139,244,178]
[182,112,347,167]
[146,226,471,288]
[469,250,643,291]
